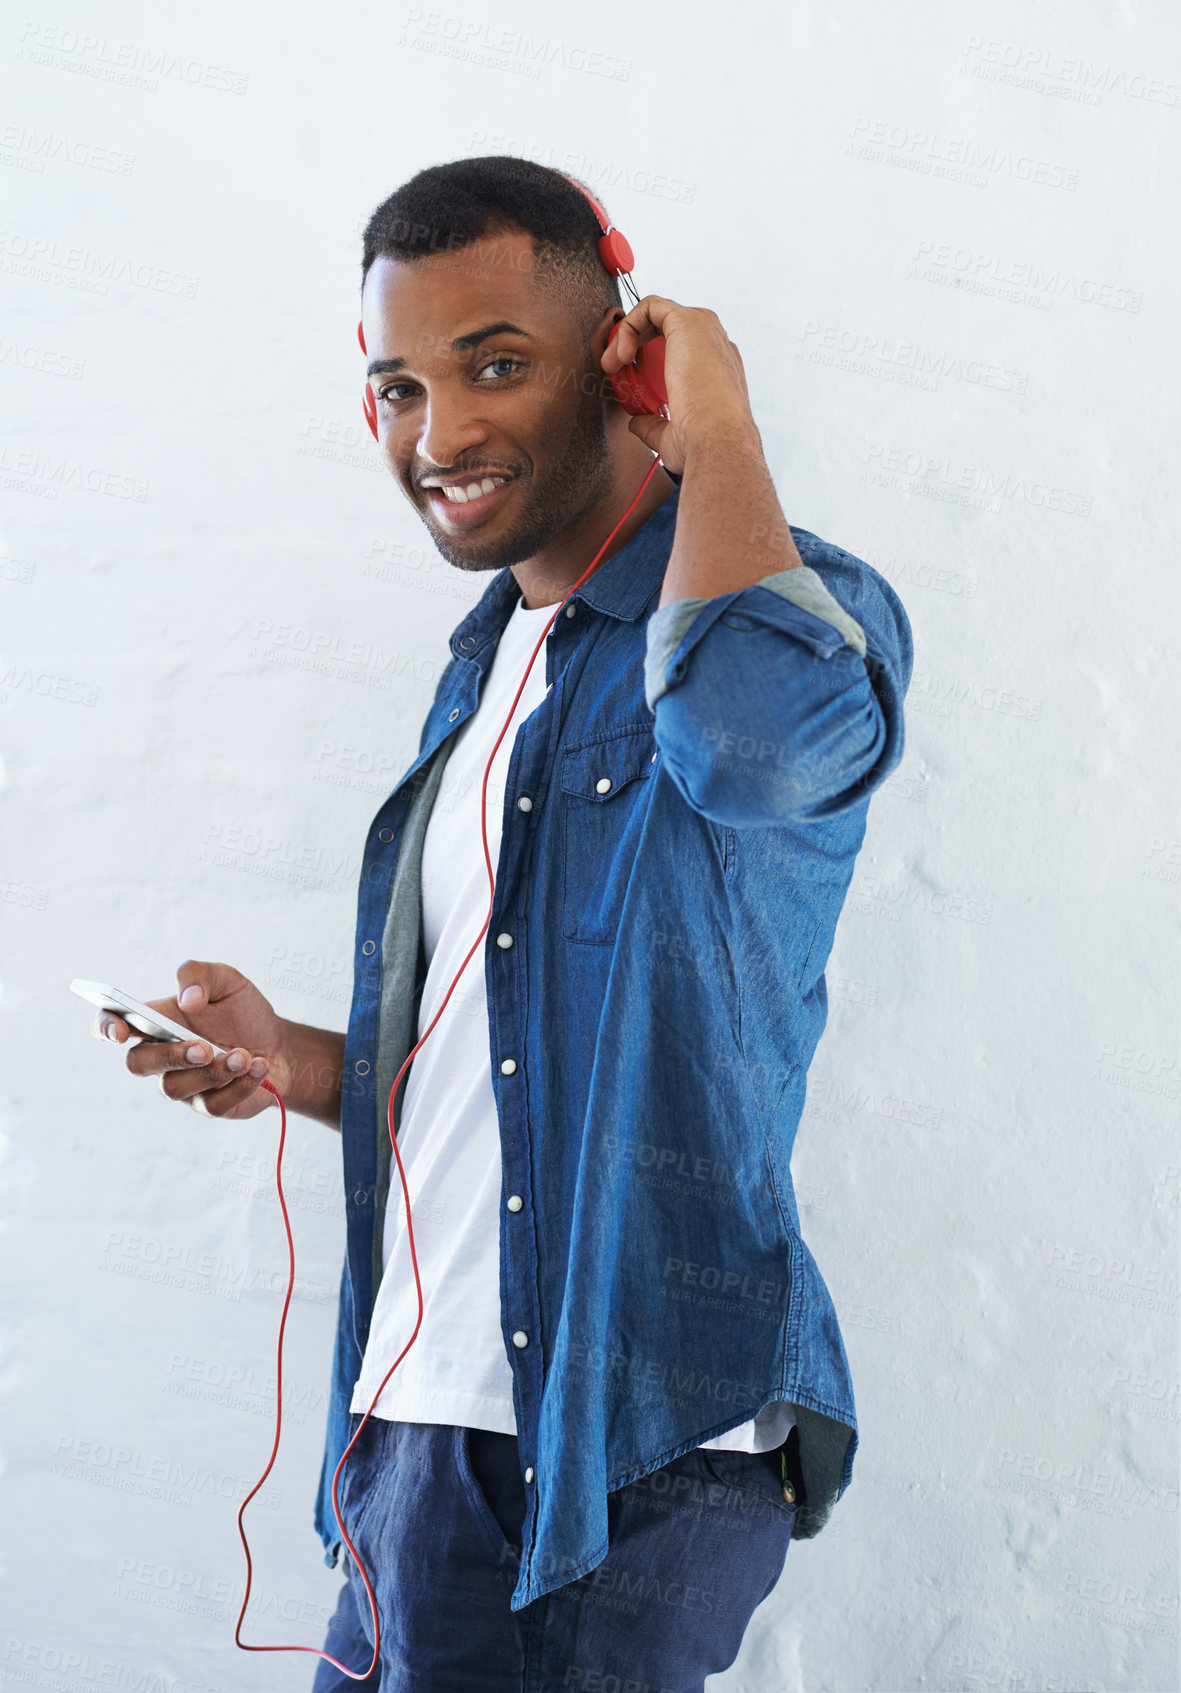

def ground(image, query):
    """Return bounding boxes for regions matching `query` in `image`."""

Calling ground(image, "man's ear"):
[590,307,630,409]
[591,305,627,356]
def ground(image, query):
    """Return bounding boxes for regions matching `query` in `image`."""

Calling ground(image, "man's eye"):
[378,381,417,404]
[477,356,524,381]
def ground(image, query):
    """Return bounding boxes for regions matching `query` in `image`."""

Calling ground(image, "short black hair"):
[360,155,622,341]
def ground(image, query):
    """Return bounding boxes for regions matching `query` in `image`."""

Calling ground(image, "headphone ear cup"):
[606,321,668,417]
[359,320,377,437]
[629,337,668,416]
[597,229,634,276]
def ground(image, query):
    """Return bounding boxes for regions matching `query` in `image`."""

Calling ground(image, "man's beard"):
[422,392,613,573]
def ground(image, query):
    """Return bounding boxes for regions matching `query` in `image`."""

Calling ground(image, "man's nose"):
[415,388,488,472]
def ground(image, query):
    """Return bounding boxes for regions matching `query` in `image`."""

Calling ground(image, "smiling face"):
[361,230,622,573]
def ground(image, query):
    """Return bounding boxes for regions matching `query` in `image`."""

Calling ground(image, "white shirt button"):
[500,1058,518,1075]
[512,1330,529,1349]
[595,777,612,794]
[564,604,577,618]
[524,1466,535,1483]
[517,795,533,812]
[507,1194,523,1212]
[449,708,460,721]
[496,932,513,949]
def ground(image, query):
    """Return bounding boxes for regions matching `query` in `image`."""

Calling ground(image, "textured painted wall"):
[2,1,1177,1688]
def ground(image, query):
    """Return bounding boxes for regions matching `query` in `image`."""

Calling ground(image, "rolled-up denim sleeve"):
[643,556,912,828]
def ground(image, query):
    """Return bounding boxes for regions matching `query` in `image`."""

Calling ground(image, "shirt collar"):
[448,478,681,661]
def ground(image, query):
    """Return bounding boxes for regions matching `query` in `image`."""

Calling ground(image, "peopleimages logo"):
[957,35,1179,108]
[863,439,1093,518]
[16,22,250,93]
[468,132,696,203]
[800,320,1029,396]
[0,123,136,175]
[399,10,632,80]
[0,336,85,378]
[848,116,1079,190]
[912,238,1141,313]
[0,228,199,296]
[0,443,147,501]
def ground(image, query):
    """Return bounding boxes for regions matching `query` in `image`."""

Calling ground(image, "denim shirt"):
[314,479,913,1611]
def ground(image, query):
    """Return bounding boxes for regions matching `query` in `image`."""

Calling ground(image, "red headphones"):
[560,173,669,418]
[359,175,668,440]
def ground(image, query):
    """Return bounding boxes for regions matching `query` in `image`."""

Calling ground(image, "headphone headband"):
[555,171,637,290]
[559,174,611,234]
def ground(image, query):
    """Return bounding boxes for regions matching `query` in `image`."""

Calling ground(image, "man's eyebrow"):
[453,320,534,351]
[366,321,534,378]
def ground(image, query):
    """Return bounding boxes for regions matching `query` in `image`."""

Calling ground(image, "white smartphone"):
[70,978,228,1056]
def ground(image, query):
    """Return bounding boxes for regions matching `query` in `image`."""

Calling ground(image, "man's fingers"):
[175,957,245,1015]
[627,411,676,460]
[92,1011,131,1044]
[125,1037,215,1078]
[155,1046,268,1099]
[183,1074,271,1118]
[602,296,675,368]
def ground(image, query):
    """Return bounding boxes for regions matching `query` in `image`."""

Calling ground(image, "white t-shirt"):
[351,591,796,1455]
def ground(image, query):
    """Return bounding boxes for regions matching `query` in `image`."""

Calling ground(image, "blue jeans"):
[311,1415,802,1693]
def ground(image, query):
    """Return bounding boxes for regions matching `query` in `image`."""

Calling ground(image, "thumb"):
[176,959,244,1012]
[627,414,666,454]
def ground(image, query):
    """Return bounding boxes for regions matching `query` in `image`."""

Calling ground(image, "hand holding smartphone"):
[71,964,284,1121]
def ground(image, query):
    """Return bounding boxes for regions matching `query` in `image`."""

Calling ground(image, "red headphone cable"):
[233,450,666,1676]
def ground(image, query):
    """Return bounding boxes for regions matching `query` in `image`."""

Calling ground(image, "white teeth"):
[438,476,507,503]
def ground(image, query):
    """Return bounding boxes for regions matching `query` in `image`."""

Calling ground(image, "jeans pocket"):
[334,1413,383,1561]
[698,1446,801,1528]
[456,1426,523,1570]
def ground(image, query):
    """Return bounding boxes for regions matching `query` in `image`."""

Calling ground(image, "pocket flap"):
[560,730,657,802]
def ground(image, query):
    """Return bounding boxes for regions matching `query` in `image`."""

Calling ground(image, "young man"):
[96,157,911,1689]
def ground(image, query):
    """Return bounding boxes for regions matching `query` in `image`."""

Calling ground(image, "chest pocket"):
[561,728,657,944]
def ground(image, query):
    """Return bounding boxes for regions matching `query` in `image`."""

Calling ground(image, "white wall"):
[2,0,1177,1688]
